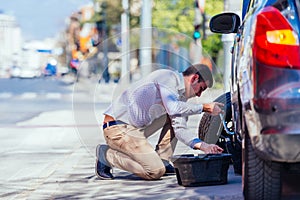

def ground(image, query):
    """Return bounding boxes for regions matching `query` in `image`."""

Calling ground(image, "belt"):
[103,120,126,130]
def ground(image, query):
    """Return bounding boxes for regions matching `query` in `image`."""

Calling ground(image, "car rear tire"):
[243,131,282,200]
[198,92,232,144]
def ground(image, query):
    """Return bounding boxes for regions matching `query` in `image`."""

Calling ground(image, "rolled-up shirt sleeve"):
[170,115,202,148]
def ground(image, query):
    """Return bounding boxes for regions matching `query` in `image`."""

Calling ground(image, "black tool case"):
[171,153,232,187]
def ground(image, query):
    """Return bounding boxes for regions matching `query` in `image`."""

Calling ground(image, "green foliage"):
[152,0,195,38]
[204,0,224,15]
[88,0,224,66]
[88,1,122,30]
[105,1,123,26]
[202,0,224,59]
[202,34,222,60]
[152,0,224,60]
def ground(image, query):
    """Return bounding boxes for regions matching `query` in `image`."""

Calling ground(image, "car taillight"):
[266,29,298,45]
[252,6,300,98]
[253,6,300,68]
[251,6,300,135]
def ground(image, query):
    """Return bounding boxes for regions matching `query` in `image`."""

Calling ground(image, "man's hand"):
[203,102,224,116]
[194,141,223,154]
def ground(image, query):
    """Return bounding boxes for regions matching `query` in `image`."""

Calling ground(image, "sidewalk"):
[64,79,242,199]
[1,79,243,200]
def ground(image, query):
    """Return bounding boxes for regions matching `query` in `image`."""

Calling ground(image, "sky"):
[0,0,92,41]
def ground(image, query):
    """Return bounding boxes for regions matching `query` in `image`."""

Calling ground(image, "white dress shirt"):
[104,69,203,148]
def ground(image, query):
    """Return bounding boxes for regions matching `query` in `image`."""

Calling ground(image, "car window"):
[296,0,300,22]
[273,0,289,10]
[273,0,299,34]
[242,0,251,19]
[266,0,280,6]
[242,0,257,19]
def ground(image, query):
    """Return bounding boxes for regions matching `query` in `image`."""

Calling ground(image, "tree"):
[152,0,194,48]
[152,0,224,63]
[88,1,123,31]
[201,0,223,64]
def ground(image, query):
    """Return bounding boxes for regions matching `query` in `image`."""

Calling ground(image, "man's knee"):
[144,166,166,180]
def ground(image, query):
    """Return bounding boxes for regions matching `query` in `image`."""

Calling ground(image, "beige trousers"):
[103,115,178,180]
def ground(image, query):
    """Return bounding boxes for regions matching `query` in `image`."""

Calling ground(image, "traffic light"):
[193,24,201,40]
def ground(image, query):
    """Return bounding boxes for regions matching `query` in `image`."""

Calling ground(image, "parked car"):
[200,0,300,199]
[10,66,22,78]
[9,65,41,79]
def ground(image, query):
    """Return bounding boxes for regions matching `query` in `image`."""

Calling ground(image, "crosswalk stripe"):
[20,92,38,99]
[0,92,93,101]
[0,92,63,100]
[45,93,62,99]
[0,92,12,99]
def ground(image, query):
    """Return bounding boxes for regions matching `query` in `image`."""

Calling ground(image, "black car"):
[199,0,300,199]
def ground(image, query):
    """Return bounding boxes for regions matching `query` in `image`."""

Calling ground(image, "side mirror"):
[209,13,241,34]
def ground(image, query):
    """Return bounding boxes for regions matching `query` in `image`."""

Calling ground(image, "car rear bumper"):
[251,133,300,163]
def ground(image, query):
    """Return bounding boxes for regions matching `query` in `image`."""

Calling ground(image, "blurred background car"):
[10,65,21,78]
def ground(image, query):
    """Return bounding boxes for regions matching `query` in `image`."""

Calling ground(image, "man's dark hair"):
[182,64,213,88]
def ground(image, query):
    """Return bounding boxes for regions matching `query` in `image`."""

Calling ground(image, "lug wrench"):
[219,113,235,135]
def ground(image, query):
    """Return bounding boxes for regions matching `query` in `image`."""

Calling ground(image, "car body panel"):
[210,0,300,198]
[210,0,300,163]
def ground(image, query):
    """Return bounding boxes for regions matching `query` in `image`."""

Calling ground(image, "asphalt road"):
[0,77,245,199]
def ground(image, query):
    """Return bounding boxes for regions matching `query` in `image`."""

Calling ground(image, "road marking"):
[0,92,86,101]
[20,92,38,99]
[45,93,61,99]
[0,92,12,99]
[0,124,100,128]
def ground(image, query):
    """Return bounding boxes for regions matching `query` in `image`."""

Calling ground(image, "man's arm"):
[159,85,203,116]
[170,115,223,154]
